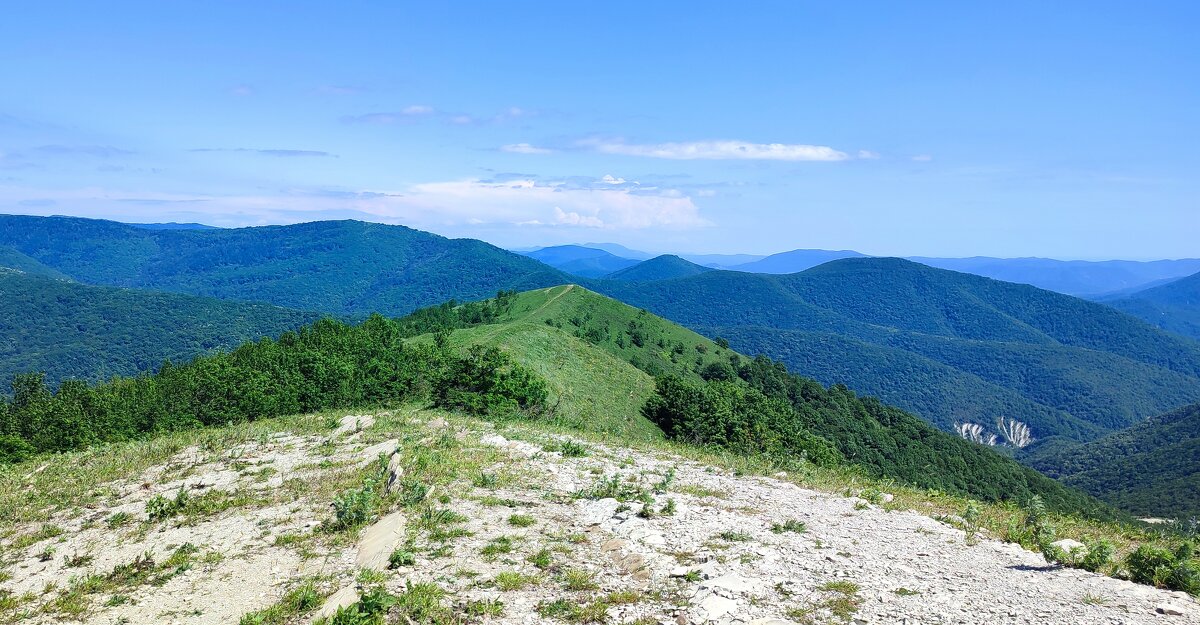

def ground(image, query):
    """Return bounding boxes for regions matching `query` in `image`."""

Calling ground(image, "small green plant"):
[388,549,416,569]
[64,553,94,568]
[561,568,598,591]
[481,536,514,559]
[893,587,920,596]
[660,498,677,516]
[328,474,386,532]
[239,580,323,625]
[717,530,753,542]
[494,571,539,591]
[106,512,132,529]
[557,440,589,458]
[962,500,983,545]
[771,519,807,534]
[464,598,505,617]
[146,488,190,521]
[528,548,553,569]
[508,513,536,528]
[473,473,499,489]
[653,468,676,494]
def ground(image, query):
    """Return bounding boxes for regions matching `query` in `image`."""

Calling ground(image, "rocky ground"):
[1,409,1196,624]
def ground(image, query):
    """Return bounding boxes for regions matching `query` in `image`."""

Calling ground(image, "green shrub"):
[331,478,381,530]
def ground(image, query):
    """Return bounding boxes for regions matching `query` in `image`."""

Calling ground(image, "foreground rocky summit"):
[1,409,1196,624]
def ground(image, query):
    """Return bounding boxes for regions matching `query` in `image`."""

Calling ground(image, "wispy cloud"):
[229,84,255,97]
[500,143,555,155]
[190,148,336,158]
[857,150,881,160]
[581,139,849,161]
[911,154,933,162]
[30,145,134,158]
[344,105,533,126]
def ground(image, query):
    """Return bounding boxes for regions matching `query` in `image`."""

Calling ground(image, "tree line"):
[0,311,546,463]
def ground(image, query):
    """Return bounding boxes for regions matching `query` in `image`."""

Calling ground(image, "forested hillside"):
[0,272,319,387]
[1023,403,1200,519]
[603,255,713,281]
[0,246,71,279]
[0,215,569,315]
[1107,271,1200,340]
[596,258,1200,446]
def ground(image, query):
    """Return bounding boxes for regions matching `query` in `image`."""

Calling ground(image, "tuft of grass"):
[494,571,540,591]
[771,519,808,534]
[508,513,536,528]
[464,597,505,617]
[238,579,324,625]
[480,536,515,559]
[717,530,753,542]
[528,548,554,570]
[560,568,598,591]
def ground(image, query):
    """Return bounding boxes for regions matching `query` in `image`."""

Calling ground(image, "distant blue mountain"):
[731,249,868,273]
[521,245,639,278]
[680,253,766,269]
[910,256,1200,297]
[579,242,655,260]
[1105,270,1200,340]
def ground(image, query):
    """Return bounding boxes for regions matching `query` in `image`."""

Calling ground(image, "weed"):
[388,549,416,569]
[561,568,598,591]
[717,530,753,542]
[481,536,514,559]
[962,500,982,545]
[463,597,504,617]
[238,579,323,625]
[494,571,539,591]
[771,519,807,534]
[528,548,553,569]
[508,513,536,528]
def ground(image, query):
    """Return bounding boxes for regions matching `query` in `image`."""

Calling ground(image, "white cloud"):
[583,139,849,161]
[553,207,604,227]
[401,105,434,115]
[229,84,255,97]
[857,150,881,160]
[0,176,709,231]
[500,143,554,155]
[912,154,933,162]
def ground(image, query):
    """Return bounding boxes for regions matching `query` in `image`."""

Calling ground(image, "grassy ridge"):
[419,286,1117,517]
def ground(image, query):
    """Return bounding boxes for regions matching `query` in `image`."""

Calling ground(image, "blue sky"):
[1,1,1196,259]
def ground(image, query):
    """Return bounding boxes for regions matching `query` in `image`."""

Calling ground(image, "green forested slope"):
[596,258,1200,445]
[0,246,71,279]
[0,214,570,315]
[1023,404,1200,519]
[0,272,319,387]
[1107,271,1200,340]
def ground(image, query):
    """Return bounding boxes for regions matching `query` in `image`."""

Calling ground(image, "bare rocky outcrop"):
[1,411,1196,625]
